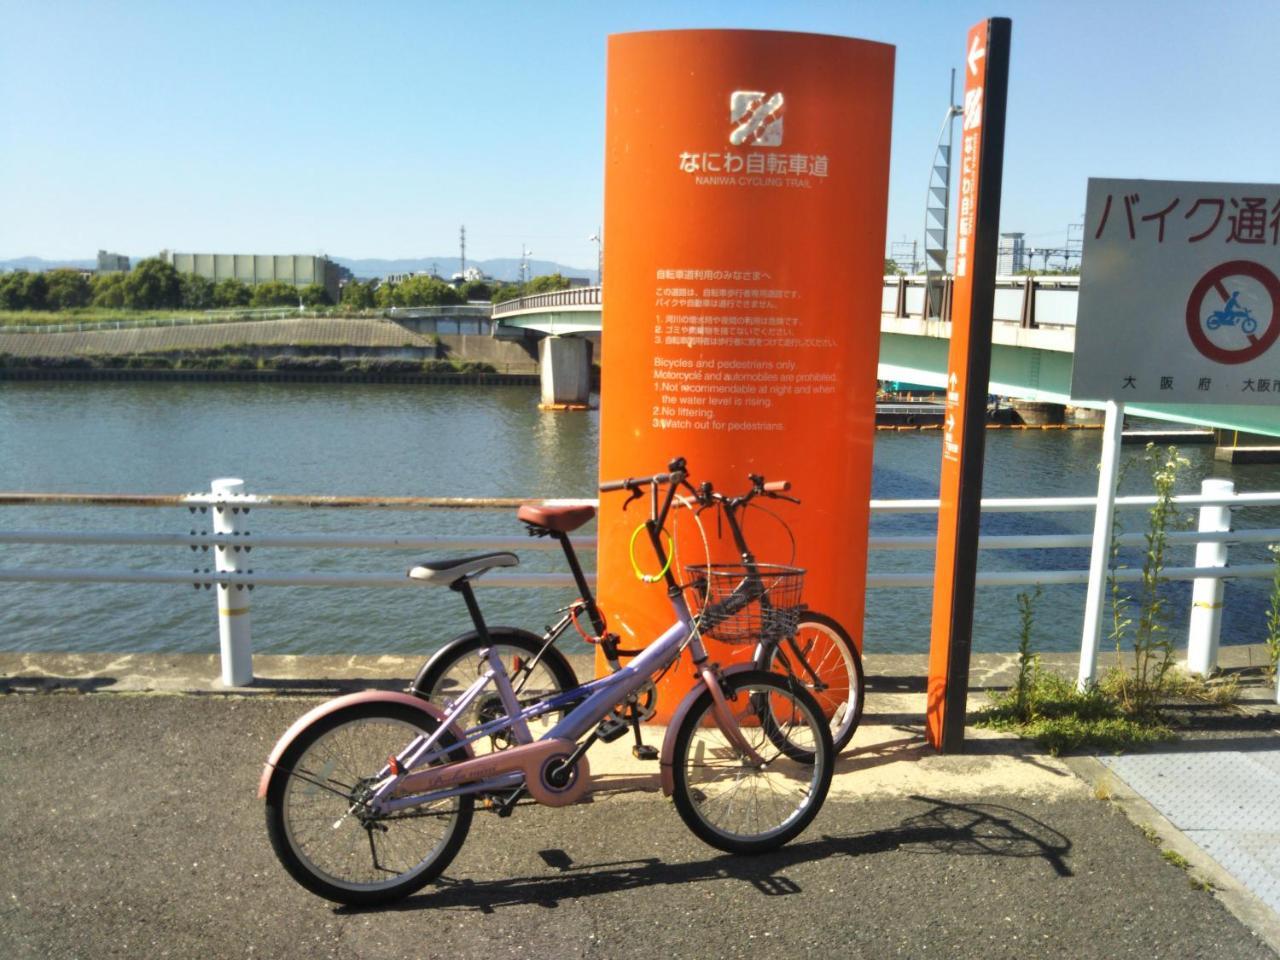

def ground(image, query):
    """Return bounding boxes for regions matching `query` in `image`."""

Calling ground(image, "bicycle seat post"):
[554,530,625,669]
[450,577,492,647]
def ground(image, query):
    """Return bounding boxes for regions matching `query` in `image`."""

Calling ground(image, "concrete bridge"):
[492,279,1280,438]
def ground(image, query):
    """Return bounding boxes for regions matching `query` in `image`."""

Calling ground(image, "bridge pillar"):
[538,335,592,409]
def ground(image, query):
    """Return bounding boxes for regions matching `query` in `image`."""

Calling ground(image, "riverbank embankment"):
[0,315,543,378]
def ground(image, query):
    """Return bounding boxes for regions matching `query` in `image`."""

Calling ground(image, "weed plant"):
[979,451,1201,754]
[1107,445,1190,718]
[1265,544,1280,678]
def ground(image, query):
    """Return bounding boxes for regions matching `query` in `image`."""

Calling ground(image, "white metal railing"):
[492,286,602,317]
[1,479,1278,697]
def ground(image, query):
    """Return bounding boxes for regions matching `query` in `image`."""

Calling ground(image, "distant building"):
[385,270,442,285]
[449,266,491,285]
[565,276,591,288]
[97,250,130,273]
[164,252,349,302]
[998,233,1026,275]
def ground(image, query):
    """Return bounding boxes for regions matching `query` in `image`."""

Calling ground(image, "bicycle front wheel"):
[670,670,833,855]
[264,702,473,906]
[757,611,864,754]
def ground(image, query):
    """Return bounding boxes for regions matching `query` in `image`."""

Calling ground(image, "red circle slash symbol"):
[1185,260,1280,365]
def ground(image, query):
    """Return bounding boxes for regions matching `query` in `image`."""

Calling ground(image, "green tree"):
[91,272,128,308]
[123,258,181,309]
[340,280,375,309]
[251,280,302,307]
[374,281,398,308]
[299,283,331,307]
[458,279,493,302]
[44,269,91,310]
[884,258,900,275]
[489,281,520,303]
[179,273,215,309]
[524,273,572,294]
[0,271,38,310]
[213,278,252,307]
[0,271,49,310]
[396,274,462,306]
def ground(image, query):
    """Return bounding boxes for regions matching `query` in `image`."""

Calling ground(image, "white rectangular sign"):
[1071,177,1280,405]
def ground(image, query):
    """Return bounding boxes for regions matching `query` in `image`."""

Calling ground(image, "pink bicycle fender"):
[658,663,759,796]
[257,690,469,798]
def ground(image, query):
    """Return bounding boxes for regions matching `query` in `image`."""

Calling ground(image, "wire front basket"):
[684,563,805,644]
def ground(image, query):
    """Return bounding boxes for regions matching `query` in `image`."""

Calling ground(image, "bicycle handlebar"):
[599,472,676,493]
[599,456,687,494]
[763,480,791,493]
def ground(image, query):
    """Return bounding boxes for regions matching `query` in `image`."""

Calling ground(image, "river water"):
[2,380,1278,660]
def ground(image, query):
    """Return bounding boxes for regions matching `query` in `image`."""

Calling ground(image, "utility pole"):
[459,225,466,277]
[589,228,602,285]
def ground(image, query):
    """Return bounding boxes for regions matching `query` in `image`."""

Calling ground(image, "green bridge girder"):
[496,308,1280,438]
[878,332,1280,438]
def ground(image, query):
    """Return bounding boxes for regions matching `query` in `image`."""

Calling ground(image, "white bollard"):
[1078,400,1125,690]
[1186,478,1234,677]
[211,478,253,686]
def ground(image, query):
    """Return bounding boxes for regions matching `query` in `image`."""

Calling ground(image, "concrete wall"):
[436,334,539,371]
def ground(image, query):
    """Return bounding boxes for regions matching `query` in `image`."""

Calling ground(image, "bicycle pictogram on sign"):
[1185,260,1280,365]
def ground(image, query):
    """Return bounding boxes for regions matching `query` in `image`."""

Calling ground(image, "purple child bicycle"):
[258,458,834,906]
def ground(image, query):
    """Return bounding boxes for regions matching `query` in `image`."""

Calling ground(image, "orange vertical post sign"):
[598,30,894,719]
[926,18,1012,753]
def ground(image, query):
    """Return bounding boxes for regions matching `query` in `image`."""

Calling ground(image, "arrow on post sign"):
[967,34,986,75]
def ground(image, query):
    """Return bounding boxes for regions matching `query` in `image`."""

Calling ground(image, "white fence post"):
[211,478,253,686]
[1186,478,1233,676]
[1078,400,1125,690]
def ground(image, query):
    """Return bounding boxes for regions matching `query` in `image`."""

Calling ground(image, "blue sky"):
[3,0,1278,269]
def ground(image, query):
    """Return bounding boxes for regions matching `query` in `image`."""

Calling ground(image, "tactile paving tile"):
[1104,749,1280,916]
[1185,831,1280,915]
[1246,749,1280,779]
[1102,750,1280,831]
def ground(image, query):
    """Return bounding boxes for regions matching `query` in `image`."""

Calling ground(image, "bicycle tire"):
[264,701,473,906]
[410,628,579,748]
[755,610,865,754]
[670,670,833,855]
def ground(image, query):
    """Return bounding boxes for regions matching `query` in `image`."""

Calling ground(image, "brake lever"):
[621,486,643,511]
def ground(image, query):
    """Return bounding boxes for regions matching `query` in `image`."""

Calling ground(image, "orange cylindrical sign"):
[597,30,894,719]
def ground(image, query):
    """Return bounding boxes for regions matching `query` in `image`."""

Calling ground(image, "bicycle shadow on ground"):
[349,795,1072,916]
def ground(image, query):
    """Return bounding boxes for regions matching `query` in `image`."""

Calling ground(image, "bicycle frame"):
[362,575,709,816]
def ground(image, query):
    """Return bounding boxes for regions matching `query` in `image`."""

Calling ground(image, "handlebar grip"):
[763,480,791,493]
[599,472,674,493]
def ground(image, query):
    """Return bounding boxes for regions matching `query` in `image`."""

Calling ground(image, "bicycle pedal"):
[632,744,659,761]
[595,717,629,743]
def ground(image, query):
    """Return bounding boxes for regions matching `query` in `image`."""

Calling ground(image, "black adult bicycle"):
[409,472,865,755]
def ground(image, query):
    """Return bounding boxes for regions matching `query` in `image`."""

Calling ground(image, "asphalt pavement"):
[2,649,1278,959]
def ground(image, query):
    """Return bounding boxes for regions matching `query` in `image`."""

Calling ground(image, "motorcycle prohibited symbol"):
[1185,260,1280,365]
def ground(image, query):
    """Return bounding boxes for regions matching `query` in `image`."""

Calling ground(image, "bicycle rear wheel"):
[757,611,864,754]
[670,670,833,854]
[264,702,473,906]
